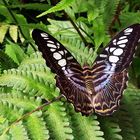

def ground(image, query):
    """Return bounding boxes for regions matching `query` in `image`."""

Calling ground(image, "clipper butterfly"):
[32,24,140,116]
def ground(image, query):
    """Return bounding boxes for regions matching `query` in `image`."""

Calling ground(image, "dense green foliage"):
[0,0,140,139]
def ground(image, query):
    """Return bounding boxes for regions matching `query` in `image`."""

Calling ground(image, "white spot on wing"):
[59,51,64,55]
[105,47,109,51]
[99,54,107,58]
[110,47,116,52]
[47,43,57,48]
[50,49,56,52]
[64,50,68,54]
[62,67,66,70]
[124,32,131,35]
[109,56,119,63]
[67,56,73,60]
[124,28,133,33]
[117,39,128,45]
[53,52,62,60]
[57,43,60,48]
[113,48,123,55]
[47,40,54,44]
[113,39,117,45]
[58,59,66,67]
[119,36,127,40]
[119,44,126,48]
[41,33,48,37]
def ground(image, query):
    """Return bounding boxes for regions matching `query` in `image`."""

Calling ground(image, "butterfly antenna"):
[2,94,64,135]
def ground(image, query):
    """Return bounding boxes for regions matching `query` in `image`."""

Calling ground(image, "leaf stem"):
[63,11,88,46]
[109,3,122,37]
[1,94,64,136]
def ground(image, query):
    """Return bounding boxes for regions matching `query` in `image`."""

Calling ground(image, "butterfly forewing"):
[32,24,140,116]
[94,24,140,72]
[32,29,82,75]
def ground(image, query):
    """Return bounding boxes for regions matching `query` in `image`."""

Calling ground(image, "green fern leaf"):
[0,101,23,122]
[92,18,105,48]
[0,24,9,43]
[5,43,26,65]
[67,106,104,140]
[0,5,13,22]
[0,134,10,140]
[115,106,136,140]
[103,0,120,28]
[120,12,140,26]
[0,93,41,111]
[26,113,50,140]
[121,87,140,140]
[98,116,122,140]
[44,102,73,140]
[0,51,18,73]
[9,25,18,43]
[9,121,30,140]
[58,35,95,65]
[0,68,58,99]
[15,14,30,40]
[37,0,75,17]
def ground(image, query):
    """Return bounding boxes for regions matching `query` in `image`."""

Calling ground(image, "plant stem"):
[2,94,64,135]
[109,3,122,37]
[63,11,88,46]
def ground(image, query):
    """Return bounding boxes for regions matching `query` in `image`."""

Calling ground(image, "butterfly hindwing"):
[92,70,128,115]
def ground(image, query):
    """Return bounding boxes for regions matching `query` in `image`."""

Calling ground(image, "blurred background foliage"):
[0,0,140,140]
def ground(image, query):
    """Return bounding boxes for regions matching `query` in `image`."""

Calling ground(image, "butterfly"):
[32,24,140,116]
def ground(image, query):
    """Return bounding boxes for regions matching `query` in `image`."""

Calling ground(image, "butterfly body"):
[32,24,140,116]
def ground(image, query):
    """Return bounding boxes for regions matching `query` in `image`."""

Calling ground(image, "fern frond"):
[9,121,30,140]
[0,51,18,73]
[120,12,140,26]
[5,43,26,65]
[103,0,120,28]
[0,93,41,111]
[98,116,122,140]
[121,88,140,139]
[25,113,50,140]
[0,4,14,23]
[115,104,136,140]
[47,19,80,38]
[0,69,58,99]
[44,102,73,140]
[0,101,23,122]
[19,52,45,66]
[15,14,30,41]
[67,105,104,140]
[58,36,95,65]
[92,18,106,48]
[37,0,75,17]
[19,63,55,83]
